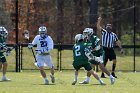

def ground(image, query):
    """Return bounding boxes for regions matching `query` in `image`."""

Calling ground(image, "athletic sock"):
[85,76,90,82]
[74,75,78,81]
[44,77,48,81]
[109,75,114,79]
[98,78,104,83]
[112,64,116,72]
[2,75,6,78]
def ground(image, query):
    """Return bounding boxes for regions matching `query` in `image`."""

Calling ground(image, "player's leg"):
[0,56,11,81]
[99,63,115,84]
[79,61,96,84]
[89,70,106,85]
[101,60,108,78]
[36,55,49,85]
[110,49,117,78]
[112,59,117,78]
[0,62,2,80]
[72,70,78,85]
[49,66,55,83]
[72,65,80,85]
[82,63,105,85]
[39,66,46,78]
[39,66,49,85]
[45,55,55,83]
[101,49,108,78]
[79,71,91,84]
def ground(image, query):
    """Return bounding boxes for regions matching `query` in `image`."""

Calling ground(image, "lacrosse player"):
[72,34,105,85]
[0,26,11,81]
[28,26,55,85]
[79,28,115,85]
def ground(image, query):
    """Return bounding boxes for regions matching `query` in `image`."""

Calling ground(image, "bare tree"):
[56,0,64,43]
[89,0,98,33]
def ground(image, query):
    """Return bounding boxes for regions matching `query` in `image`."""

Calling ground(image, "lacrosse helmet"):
[75,34,84,43]
[83,28,94,38]
[39,26,47,38]
[0,26,8,38]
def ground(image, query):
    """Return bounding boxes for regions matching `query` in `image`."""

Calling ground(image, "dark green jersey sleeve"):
[0,37,7,53]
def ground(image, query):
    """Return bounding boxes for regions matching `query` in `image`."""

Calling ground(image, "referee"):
[97,17,124,78]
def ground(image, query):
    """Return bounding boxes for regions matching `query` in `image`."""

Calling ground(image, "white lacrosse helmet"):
[83,28,94,38]
[39,26,47,38]
[0,26,8,37]
[75,34,84,43]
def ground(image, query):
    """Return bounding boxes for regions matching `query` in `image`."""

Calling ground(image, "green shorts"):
[0,53,6,63]
[73,63,92,71]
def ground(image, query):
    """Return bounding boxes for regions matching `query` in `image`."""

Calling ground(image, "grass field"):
[0,71,140,93]
[1,48,140,93]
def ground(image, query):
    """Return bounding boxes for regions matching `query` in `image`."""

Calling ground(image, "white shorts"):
[36,54,54,68]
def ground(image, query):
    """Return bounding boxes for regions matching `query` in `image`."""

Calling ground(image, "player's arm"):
[116,40,122,49]
[97,17,102,32]
[116,40,124,54]
[28,36,38,48]
[114,34,124,54]
[84,47,94,60]
[0,43,8,52]
[84,47,102,62]
[91,37,101,51]
[47,36,54,51]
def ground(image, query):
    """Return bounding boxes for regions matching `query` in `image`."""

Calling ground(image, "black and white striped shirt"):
[102,29,118,48]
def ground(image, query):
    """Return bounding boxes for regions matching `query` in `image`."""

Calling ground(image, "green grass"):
[1,48,140,93]
[0,71,140,93]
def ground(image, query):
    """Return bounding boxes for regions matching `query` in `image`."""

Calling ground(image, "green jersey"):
[0,36,7,63]
[87,35,104,56]
[73,42,89,66]
[0,36,6,54]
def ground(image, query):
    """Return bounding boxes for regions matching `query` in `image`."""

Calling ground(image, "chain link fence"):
[0,0,139,72]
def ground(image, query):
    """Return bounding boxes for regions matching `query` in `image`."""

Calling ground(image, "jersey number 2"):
[75,45,81,56]
[40,41,47,47]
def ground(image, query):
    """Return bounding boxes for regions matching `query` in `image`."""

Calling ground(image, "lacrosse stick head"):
[23,30,29,40]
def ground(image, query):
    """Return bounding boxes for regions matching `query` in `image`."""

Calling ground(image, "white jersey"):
[32,35,54,52]
[31,35,54,68]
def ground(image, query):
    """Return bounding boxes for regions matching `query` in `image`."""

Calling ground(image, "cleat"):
[44,79,49,85]
[1,77,11,81]
[99,81,106,85]
[50,75,55,83]
[72,81,77,85]
[101,73,106,78]
[112,72,117,78]
[110,77,115,85]
[79,81,89,84]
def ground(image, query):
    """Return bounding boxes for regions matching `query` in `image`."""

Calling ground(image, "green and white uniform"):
[87,35,104,65]
[73,42,92,71]
[0,36,7,63]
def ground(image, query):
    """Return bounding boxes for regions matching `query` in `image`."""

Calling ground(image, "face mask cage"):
[39,31,46,38]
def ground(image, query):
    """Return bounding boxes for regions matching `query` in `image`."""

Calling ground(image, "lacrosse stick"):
[5,44,17,56]
[0,43,17,56]
[23,30,37,66]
